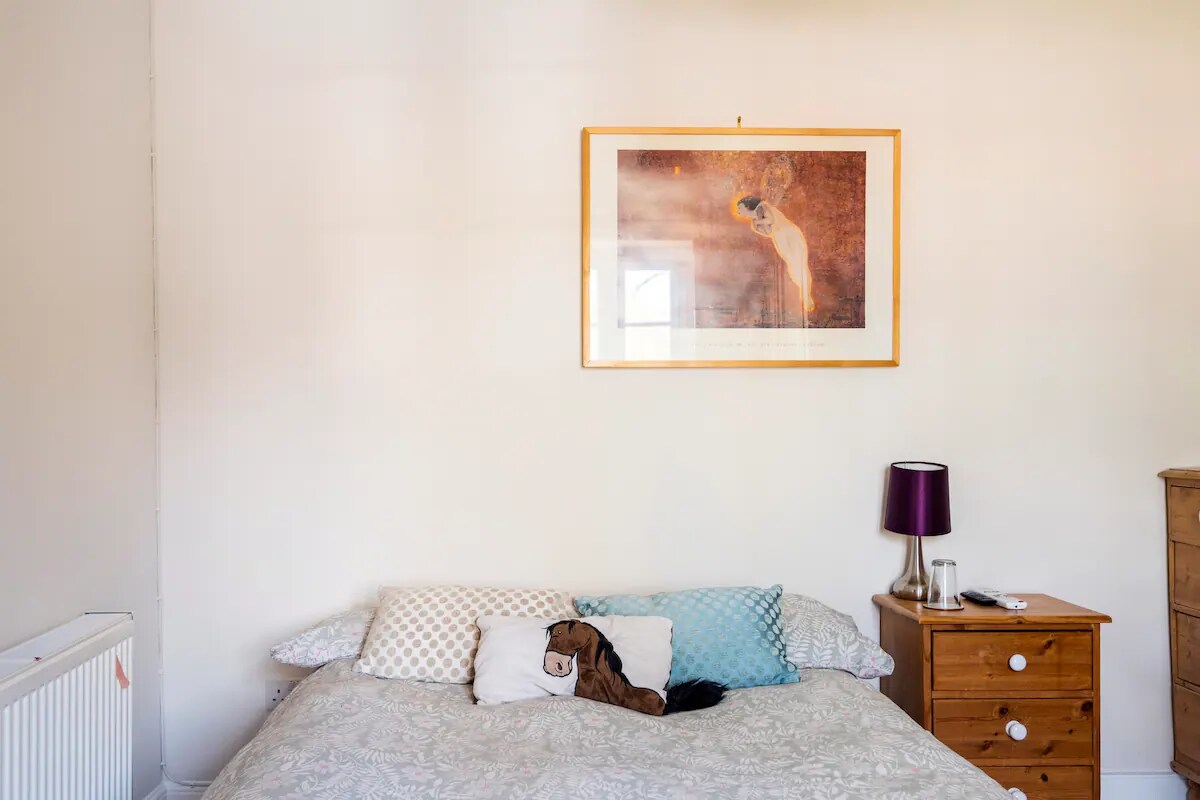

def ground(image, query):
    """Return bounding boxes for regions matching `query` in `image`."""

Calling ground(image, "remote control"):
[961,590,998,606]
[970,589,1028,610]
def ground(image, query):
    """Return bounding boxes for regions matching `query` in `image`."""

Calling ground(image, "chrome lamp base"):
[891,536,928,601]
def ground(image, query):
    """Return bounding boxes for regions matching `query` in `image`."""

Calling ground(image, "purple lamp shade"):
[883,462,951,537]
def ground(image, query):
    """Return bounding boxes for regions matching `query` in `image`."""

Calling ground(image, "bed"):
[204,660,1011,799]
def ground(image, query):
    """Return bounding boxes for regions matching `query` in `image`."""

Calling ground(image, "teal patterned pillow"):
[574,585,799,689]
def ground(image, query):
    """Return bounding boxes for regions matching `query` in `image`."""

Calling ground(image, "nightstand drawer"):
[1175,542,1200,611]
[1170,486,1200,545]
[932,631,1092,692]
[1176,612,1200,686]
[981,766,1092,800]
[1173,683,1200,767]
[932,698,1093,763]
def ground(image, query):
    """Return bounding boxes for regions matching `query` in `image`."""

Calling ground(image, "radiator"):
[0,613,133,800]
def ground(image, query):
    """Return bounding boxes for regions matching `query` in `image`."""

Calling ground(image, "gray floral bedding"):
[204,660,1009,800]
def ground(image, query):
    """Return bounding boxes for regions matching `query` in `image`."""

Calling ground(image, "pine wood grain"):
[981,766,1092,800]
[1168,470,1200,793]
[1176,543,1200,611]
[1161,468,1200,483]
[932,698,1093,765]
[932,631,1092,692]
[874,592,1107,798]
[1173,486,1200,546]
[1176,684,1200,768]
[1090,622,1102,800]
[1177,612,1200,688]
[1174,760,1200,785]
[879,606,929,726]
[873,593,1110,626]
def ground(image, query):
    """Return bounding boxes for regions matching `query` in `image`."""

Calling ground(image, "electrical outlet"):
[265,680,299,711]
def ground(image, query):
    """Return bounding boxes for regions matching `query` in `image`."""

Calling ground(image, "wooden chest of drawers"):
[1163,468,1200,797]
[874,593,1110,800]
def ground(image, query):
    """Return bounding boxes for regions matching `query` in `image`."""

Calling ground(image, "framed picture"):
[582,127,900,368]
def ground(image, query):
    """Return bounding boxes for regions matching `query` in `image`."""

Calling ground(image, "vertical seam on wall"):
[146,0,213,789]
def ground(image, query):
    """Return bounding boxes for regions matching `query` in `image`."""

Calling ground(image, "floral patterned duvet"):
[204,660,1009,800]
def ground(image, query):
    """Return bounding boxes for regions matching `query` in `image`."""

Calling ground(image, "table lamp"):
[884,461,951,600]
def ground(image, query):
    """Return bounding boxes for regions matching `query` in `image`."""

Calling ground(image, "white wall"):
[155,0,1200,782]
[0,1,160,797]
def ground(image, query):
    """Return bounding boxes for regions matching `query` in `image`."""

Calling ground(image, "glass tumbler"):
[924,558,963,610]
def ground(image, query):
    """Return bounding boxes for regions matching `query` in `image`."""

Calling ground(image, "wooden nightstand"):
[1161,468,1200,799]
[873,593,1111,800]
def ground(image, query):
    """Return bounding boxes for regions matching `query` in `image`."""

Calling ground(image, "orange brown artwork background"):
[616,149,866,329]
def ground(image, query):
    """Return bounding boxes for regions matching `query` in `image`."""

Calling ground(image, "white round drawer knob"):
[1008,789,1028,800]
[1006,720,1028,741]
[1008,654,1028,672]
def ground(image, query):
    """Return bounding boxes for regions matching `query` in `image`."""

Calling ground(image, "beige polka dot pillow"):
[355,586,577,683]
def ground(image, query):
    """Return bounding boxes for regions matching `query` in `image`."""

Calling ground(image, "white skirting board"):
[1101,771,1188,800]
[150,772,1189,800]
[146,783,202,799]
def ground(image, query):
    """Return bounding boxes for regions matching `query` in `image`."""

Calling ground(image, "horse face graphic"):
[544,650,573,677]
[543,619,681,716]
[544,620,578,677]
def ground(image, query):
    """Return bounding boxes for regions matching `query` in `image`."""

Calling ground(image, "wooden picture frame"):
[582,127,900,368]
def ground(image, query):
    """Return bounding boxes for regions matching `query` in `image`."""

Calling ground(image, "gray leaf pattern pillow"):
[270,607,375,667]
[781,593,894,679]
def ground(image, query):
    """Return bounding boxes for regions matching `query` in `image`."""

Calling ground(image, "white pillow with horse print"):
[474,615,689,715]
